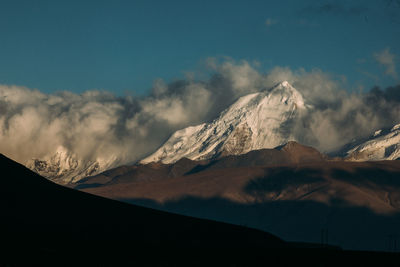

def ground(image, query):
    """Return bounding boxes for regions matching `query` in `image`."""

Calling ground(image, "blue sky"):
[0,0,399,95]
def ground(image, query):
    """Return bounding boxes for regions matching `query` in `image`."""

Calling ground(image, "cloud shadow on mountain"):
[120,164,400,252]
[244,167,326,199]
[331,167,400,189]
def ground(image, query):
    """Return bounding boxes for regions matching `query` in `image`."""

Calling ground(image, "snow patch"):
[373,130,382,137]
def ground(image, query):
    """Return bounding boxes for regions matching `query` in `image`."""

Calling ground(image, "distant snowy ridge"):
[346,123,400,161]
[26,146,119,184]
[141,81,307,164]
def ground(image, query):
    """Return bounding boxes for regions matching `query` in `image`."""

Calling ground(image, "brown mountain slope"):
[76,141,326,188]
[77,143,400,251]
[82,161,400,214]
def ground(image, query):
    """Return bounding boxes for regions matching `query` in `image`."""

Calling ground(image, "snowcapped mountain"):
[346,123,400,161]
[26,146,119,184]
[141,81,307,164]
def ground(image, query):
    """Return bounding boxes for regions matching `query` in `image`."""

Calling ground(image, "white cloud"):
[374,47,397,79]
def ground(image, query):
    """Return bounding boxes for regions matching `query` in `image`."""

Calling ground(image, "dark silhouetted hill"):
[0,153,285,265]
[2,154,399,265]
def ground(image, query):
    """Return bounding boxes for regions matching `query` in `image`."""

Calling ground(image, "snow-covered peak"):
[26,146,119,184]
[141,81,307,164]
[270,80,305,108]
[346,123,400,161]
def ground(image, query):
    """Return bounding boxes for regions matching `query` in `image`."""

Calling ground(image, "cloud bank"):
[0,60,399,169]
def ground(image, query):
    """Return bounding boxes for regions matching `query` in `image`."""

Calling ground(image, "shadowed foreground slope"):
[2,153,399,266]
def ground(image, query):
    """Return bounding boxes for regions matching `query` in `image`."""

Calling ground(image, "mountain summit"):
[141,81,307,164]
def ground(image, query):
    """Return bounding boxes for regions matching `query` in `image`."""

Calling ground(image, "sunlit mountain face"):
[141,81,307,164]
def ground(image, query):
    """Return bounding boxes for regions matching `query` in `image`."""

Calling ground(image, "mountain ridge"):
[346,123,400,161]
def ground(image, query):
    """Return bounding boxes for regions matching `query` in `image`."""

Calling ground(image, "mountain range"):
[26,81,400,184]
[69,82,400,252]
